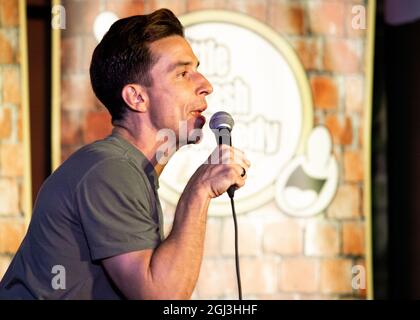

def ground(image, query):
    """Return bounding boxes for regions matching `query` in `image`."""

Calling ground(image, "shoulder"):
[77,156,149,192]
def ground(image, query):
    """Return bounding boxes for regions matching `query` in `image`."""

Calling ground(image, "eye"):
[176,69,190,79]
[178,71,188,78]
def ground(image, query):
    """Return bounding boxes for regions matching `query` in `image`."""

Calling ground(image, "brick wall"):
[0,0,27,280]
[59,0,370,299]
[0,0,371,299]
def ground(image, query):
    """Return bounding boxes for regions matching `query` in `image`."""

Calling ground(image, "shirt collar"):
[107,132,160,190]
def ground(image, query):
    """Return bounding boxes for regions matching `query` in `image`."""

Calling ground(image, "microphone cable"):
[209,111,242,300]
[228,192,242,300]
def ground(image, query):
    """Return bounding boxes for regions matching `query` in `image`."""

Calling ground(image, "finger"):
[228,164,248,180]
[233,173,246,188]
[218,145,235,164]
[217,145,245,160]
[219,147,250,168]
[227,154,250,172]
[229,146,245,158]
[214,146,251,173]
[231,148,250,169]
[226,169,246,190]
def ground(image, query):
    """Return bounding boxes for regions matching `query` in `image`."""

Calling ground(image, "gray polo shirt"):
[0,133,164,299]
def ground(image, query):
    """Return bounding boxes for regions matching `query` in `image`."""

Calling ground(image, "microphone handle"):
[216,129,236,198]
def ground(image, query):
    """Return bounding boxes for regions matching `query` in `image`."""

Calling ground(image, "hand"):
[186,145,251,199]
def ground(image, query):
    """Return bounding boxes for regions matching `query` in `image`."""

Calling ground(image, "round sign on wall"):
[159,11,326,216]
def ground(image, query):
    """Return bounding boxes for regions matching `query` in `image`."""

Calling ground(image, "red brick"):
[279,258,319,293]
[345,76,364,112]
[61,110,82,145]
[310,75,338,110]
[0,30,14,63]
[268,1,305,35]
[0,178,19,216]
[328,184,361,219]
[106,0,145,18]
[203,218,222,257]
[81,35,98,72]
[17,181,24,214]
[65,0,100,35]
[241,257,278,295]
[145,0,187,16]
[61,75,97,111]
[309,0,345,36]
[3,66,20,105]
[320,258,353,294]
[0,255,11,281]
[0,107,12,139]
[305,221,340,256]
[187,0,226,11]
[291,38,321,70]
[325,114,353,145]
[0,143,23,177]
[0,219,26,253]
[332,144,342,162]
[358,120,363,147]
[313,112,322,126]
[252,201,285,218]
[222,217,259,256]
[343,221,365,255]
[324,38,361,74]
[83,111,112,144]
[195,258,236,298]
[61,37,82,73]
[16,107,22,142]
[226,0,267,23]
[344,150,364,182]
[0,0,19,27]
[263,219,303,255]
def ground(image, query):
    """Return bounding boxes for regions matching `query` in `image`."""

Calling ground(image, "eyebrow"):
[167,60,200,73]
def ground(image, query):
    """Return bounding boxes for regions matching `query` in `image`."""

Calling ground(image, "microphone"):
[209,111,243,300]
[209,111,236,198]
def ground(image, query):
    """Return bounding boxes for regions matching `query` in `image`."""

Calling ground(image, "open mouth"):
[189,104,207,118]
[189,111,206,129]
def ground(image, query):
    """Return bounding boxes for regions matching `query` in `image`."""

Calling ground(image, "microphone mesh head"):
[209,111,235,130]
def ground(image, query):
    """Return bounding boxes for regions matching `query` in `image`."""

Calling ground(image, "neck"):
[112,123,175,176]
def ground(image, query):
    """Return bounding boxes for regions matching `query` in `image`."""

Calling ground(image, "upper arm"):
[76,159,161,261]
[102,248,154,299]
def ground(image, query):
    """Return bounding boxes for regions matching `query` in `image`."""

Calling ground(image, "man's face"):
[146,35,213,146]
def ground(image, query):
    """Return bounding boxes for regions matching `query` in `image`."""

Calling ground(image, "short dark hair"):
[90,9,184,122]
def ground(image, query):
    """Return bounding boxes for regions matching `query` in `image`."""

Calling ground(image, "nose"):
[196,72,213,96]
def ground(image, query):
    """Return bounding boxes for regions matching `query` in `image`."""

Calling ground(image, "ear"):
[121,84,148,113]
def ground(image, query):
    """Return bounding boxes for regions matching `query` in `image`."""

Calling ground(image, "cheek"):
[149,99,180,131]
[148,86,193,126]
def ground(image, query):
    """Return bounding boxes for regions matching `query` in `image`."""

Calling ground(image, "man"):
[0,9,250,299]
